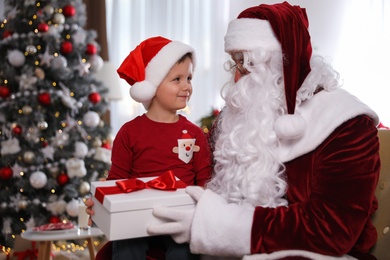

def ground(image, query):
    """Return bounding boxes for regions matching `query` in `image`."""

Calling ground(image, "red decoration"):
[85,43,97,55]
[12,242,38,260]
[94,171,186,204]
[41,140,49,147]
[57,172,69,186]
[60,41,73,55]
[0,167,13,180]
[37,23,49,32]
[12,125,22,135]
[62,5,76,17]
[378,122,390,129]
[38,92,51,106]
[49,216,61,223]
[2,29,12,38]
[0,85,11,98]
[102,142,111,149]
[88,92,101,104]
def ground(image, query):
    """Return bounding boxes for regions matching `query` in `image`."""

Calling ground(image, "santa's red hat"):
[117,36,195,109]
[224,2,312,139]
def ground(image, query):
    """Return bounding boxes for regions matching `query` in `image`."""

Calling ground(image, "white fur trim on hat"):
[224,18,281,53]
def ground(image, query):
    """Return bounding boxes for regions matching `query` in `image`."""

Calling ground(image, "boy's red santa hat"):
[117,36,195,109]
[224,2,312,139]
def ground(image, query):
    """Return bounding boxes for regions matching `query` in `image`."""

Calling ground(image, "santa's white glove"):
[190,188,255,257]
[147,186,205,243]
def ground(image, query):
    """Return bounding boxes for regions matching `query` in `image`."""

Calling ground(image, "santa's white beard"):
[207,69,288,208]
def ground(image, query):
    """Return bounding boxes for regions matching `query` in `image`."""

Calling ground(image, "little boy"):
[88,36,211,260]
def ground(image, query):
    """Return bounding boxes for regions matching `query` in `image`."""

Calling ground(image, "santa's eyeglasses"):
[224,52,250,75]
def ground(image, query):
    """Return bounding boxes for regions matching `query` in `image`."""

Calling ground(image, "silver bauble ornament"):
[92,137,102,147]
[7,49,25,67]
[89,55,104,71]
[29,171,47,189]
[22,105,33,115]
[52,13,65,24]
[26,45,37,55]
[23,151,35,163]
[37,121,48,130]
[18,200,28,209]
[43,5,54,15]
[74,141,88,158]
[51,55,67,69]
[79,181,91,195]
[83,111,100,128]
[66,199,79,217]
[35,68,45,79]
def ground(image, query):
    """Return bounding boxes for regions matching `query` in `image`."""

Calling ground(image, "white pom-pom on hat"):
[130,80,157,103]
[274,114,306,140]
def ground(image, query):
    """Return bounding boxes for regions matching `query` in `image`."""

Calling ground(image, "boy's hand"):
[84,197,95,226]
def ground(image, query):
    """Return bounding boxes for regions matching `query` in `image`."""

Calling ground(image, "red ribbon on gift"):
[94,171,187,204]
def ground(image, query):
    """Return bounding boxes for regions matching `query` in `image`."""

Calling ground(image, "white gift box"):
[90,176,195,241]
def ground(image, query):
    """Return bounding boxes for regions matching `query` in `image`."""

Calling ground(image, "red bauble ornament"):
[57,172,69,186]
[61,41,73,55]
[3,30,12,38]
[102,142,111,149]
[62,5,76,17]
[0,85,11,98]
[38,92,51,106]
[88,92,101,104]
[37,23,49,32]
[0,167,13,180]
[49,216,61,223]
[12,125,22,135]
[85,44,97,55]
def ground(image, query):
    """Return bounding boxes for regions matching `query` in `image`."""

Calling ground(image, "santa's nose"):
[186,146,191,151]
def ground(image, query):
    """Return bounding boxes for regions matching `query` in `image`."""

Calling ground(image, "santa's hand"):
[147,186,205,243]
[190,189,255,257]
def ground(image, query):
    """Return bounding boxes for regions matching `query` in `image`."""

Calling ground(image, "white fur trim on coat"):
[278,88,379,163]
[242,250,357,260]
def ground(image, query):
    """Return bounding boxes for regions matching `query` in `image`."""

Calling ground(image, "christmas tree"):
[0,0,112,251]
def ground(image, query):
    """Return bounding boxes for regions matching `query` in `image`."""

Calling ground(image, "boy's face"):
[152,57,193,111]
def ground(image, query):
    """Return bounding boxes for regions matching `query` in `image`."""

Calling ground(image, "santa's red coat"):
[191,89,380,259]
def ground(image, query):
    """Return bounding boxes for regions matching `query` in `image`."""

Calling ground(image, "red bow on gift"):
[95,171,187,204]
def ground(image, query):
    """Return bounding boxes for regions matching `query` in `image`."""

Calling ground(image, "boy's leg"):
[112,237,148,260]
[163,235,200,260]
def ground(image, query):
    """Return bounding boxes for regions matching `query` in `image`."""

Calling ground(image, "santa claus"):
[148,2,380,259]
